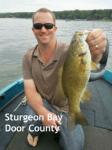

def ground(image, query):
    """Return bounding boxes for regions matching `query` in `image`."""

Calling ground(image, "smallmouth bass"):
[62,31,91,125]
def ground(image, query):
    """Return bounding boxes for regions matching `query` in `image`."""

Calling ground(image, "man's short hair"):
[32,8,56,24]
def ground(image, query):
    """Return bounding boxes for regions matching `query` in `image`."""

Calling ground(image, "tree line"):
[0,9,112,20]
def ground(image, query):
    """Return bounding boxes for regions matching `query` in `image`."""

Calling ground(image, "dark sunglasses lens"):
[44,23,54,29]
[33,23,54,30]
[33,23,43,29]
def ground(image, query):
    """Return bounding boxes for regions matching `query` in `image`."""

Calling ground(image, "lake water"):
[0,18,112,89]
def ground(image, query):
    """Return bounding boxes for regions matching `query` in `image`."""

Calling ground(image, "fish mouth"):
[79,52,87,57]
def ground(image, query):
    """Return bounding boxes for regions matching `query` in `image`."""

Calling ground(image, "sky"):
[0,0,112,12]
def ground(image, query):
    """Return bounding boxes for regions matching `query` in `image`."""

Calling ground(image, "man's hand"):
[86,29,107,63]
[42,110,61,133]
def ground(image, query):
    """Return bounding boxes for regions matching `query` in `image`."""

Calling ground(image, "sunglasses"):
[33,23,55,30]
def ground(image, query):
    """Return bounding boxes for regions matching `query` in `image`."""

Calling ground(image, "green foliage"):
[0,10,111,20]
[0,12,33,18]
[54,9,112,20]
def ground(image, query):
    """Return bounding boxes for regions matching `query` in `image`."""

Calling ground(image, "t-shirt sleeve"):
[22,53,32,79]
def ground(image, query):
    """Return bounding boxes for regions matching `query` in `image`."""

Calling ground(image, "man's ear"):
[32,27,34,32]
[32,27,35,34]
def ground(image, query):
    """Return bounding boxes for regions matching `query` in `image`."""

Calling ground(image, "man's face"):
[32,12,57,45]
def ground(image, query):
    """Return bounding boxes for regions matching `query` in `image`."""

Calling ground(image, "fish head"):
[70,31,91,65]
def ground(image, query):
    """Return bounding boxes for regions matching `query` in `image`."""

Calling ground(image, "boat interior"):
[0,77,112,150]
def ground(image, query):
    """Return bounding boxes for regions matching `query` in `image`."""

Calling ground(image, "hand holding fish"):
[86,29,107,63]
[42,111,58,126]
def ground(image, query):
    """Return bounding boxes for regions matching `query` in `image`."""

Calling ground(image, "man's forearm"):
[25,90,49,116]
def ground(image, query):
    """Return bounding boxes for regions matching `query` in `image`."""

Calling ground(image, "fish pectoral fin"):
[82,89,91,102]
[91,61,100,71]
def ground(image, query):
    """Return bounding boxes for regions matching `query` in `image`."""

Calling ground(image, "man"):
[23,8,107,149]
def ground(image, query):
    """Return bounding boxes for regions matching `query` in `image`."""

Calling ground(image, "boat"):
[0,68,112,150]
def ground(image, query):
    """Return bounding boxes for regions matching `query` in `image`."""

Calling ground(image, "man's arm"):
[24,79,59,127]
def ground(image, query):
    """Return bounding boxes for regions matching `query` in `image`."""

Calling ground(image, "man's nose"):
[41,26,47,31]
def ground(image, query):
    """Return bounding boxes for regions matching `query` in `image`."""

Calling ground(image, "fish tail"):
[75,112,88,125]
[68,112,88,128]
